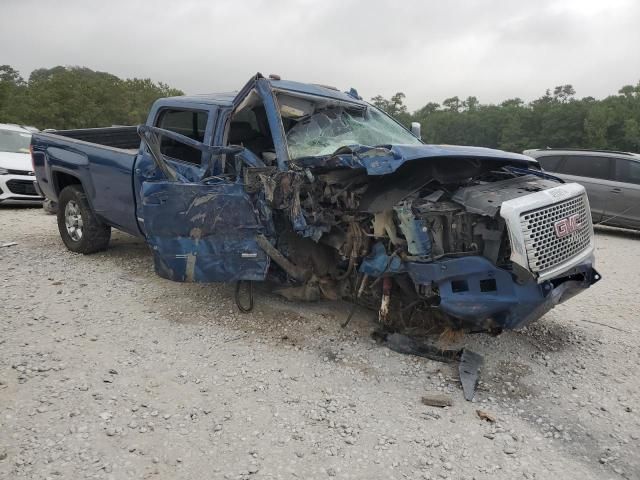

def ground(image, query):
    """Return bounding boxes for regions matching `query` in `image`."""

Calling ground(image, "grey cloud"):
[1,0,639,110]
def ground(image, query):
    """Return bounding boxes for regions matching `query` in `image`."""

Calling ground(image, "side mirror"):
[410,122,422,139]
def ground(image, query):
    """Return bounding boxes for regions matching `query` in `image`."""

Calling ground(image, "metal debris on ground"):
[421,393,453,408]
[374,331,484,402]
[476,409,496,422]
[372,331,461,363]
[459,349,484,401]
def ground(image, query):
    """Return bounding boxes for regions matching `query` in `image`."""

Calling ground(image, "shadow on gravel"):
[519,318,585,352]
[105,231,149,253]
[0,204,42,210]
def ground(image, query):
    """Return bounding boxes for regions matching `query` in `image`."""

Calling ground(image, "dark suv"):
[524,149,640,230]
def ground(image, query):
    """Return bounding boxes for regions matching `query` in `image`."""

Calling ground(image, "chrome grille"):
[520,194,593,274]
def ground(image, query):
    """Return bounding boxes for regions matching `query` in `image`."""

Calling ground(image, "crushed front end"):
[253,154,600,333]
[133,76,600,332]
[224,81,600,332]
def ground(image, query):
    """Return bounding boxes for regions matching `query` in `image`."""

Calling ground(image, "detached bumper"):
[406,255,600,331]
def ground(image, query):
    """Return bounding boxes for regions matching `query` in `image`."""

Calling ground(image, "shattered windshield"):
[280,96,421,159]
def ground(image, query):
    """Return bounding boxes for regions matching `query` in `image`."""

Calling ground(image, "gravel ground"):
[1,205,639,480]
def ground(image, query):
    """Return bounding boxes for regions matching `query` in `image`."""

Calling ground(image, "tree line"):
[0,65,183,130]
[372,82,640,153]
[1,64,639,153]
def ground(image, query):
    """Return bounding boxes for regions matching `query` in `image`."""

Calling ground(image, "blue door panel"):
[141,181,269,282]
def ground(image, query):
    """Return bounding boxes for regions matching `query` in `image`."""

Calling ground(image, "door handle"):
[610,188,622,193]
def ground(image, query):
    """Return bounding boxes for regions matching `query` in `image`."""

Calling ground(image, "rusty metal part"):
[372,210,403,245]
[476,409,496,422]
[357,274,369,298]
[378,277,392,324]
[255,234,311,282]
[421,393,453,408]
[341,274,369,329]
[335,223,364,281]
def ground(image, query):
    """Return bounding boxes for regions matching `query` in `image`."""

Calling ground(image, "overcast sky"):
[2,0,639,110]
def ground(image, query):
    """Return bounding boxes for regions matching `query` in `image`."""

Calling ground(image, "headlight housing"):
[0,167,9,175]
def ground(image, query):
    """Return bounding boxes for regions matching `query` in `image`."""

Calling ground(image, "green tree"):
[370,92,411,126]
[553,84,576,103]
[623,118,640,151]
[0,65,184,130]
[0,65,28,123]
[442,96,461,113]
[584,105,614,149]
[405,80,640,152]
[371,92,407,116]
[462,96,479,112]
[415,102,440,117]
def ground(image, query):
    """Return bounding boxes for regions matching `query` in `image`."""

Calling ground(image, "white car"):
[0,124,43,205]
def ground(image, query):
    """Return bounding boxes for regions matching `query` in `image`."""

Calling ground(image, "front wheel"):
[57,185,111,253]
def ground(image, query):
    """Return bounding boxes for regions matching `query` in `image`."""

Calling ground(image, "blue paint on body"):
[295,144,536,175]
[405,256,597,330]
[359,242,406,277]
[141,180,269,282]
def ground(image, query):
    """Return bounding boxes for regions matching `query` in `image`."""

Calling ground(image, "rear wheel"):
[57,185,111,253]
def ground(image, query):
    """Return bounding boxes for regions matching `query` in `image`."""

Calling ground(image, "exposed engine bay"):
[244,155,560,332]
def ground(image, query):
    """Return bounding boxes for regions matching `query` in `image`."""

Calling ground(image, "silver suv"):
[524,148,640,230]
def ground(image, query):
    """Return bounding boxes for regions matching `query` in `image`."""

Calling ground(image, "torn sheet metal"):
[359,242,405,277]
[137,124,243,181]
[372,332,461,363]
[394,203,431,256]
[294,144,537,176]
[141,181,269,282]
[406,255,597,330]
[459,350,483,401]
[373,331,483,402]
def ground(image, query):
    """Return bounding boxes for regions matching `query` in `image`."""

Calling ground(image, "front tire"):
[57,185,111,253]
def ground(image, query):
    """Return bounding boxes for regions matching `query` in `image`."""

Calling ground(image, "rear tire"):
[57,185,111,253]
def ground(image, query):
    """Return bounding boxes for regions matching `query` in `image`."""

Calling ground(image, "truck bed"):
[48,126,140,152]
[31,128,142,236]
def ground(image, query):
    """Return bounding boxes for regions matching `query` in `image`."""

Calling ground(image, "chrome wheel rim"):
[64,200,83,241]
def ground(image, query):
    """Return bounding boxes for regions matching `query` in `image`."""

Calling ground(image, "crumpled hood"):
[296,143,537,175]
[0,151,32,171]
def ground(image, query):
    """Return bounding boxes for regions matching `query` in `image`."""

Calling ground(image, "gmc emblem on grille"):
[554,214,582,238]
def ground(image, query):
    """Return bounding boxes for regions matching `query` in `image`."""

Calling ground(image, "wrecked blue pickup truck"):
[32,73,600,332]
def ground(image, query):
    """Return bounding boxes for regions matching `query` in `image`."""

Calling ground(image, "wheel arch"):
[56,184,111,254]
[52,170,83,197]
